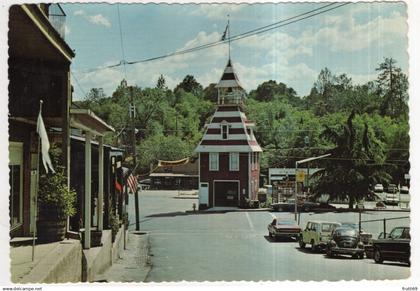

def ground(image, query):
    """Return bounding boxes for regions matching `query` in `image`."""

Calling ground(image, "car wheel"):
[374,248,383,264]
[304,206,310,212]
[358,253,364,259]
[311,240,316,252]
[299,238,306,249]
[326,248,333,258]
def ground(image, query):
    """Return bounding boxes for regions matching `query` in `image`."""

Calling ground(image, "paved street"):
[127,190,410,282]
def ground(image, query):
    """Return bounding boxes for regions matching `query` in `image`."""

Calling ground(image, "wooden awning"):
[70,108,114,136]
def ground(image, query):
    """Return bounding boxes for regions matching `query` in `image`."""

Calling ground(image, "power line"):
[71,70,88,99]
[117,4,128,80]
[74,2,350,73]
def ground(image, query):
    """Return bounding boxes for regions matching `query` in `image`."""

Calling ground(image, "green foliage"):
[37,144,76,220]
[137,134,193,169]
[76,59,408,191]
[38,167,77,220]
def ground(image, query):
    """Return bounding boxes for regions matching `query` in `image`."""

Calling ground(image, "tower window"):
[221,124,229,140]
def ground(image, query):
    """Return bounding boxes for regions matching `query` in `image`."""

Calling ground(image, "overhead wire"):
[74,2,350,73]
[117,4,128,80]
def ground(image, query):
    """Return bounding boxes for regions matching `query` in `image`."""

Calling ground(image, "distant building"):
[149,158,199,190]
[195,59,262,208]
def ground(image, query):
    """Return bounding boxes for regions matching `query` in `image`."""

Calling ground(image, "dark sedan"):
[326,227,365,259]
[267,218,301,241]
[373,226,410,266]
[271,199,318,212]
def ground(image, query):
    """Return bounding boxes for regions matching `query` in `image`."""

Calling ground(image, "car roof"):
[307,221,341,225]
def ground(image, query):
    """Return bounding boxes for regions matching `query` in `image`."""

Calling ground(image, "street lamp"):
[294,153,331,221]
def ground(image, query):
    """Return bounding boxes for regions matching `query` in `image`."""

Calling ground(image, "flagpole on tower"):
[32,100,43,262]
[228,14,231,59]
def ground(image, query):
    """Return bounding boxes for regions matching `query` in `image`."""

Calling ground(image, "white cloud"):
[73,9,112,28]
[73,10,84,16]
[87,14,112,28]
[302,8,407,52]
[64,25,71,35]
[235,31,313,68]
[346,72,377,86]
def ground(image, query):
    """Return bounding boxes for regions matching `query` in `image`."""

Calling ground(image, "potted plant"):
[37,145,76,243]
[37,166,76,243]
[109,210,119,243]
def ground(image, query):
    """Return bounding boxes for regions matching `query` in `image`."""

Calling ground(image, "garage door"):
[214,181,239,207]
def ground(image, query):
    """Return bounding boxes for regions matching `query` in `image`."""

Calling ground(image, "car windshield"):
[390,227,404,239]
[341,223,357,229]
[335,228,357,237]
[278,220,296,225]
[321,223,338,232]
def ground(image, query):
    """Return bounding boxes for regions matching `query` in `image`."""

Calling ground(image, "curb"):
[185,207,410,215]
[185,208,271,214]
[173,196,198,199]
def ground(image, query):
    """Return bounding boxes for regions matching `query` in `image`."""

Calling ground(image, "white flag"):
[37,110,55,174]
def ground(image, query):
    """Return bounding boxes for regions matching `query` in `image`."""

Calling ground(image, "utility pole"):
[129,86,140,231]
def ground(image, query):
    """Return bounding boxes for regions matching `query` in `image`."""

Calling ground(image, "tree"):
[156,74,167,90]
[137,134,193,171]
[203,83,218,102]
[312,111,388,208]
[376,58,408,118]
[249,80,300,105]
[174,75,203,96]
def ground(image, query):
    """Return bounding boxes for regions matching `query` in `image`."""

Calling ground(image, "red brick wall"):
[200,152,249,207]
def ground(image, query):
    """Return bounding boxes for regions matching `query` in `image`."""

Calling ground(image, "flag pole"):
[32,100,43,262]
[228,14,231,59]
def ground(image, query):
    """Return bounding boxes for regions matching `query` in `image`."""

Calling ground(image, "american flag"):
[127,172,138,194]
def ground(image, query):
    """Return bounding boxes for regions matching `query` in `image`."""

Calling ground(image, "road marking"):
[245,212,255,231]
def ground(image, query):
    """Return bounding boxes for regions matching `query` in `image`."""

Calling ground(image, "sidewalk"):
[96,231,151,282]
[11,238,82,283]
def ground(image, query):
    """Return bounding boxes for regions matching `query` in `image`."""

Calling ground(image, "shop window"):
[9,143,23,229]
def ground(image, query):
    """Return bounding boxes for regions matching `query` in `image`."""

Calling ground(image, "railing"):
[358,214,410,236]
[219,91,245,105]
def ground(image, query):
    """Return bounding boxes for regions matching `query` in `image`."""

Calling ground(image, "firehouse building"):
[195,59,262,208]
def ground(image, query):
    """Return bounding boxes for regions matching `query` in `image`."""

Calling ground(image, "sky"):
[61,2,408,100]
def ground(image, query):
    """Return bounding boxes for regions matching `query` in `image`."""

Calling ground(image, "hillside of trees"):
[75,57,409,207]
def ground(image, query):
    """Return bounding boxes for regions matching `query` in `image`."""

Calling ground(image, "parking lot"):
[128,190,410,282]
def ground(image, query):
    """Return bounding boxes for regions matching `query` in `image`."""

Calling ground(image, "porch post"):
[98,136,104,231]
[84,132,92,249]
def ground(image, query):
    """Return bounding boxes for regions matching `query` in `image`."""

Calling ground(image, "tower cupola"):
[215,59,246,105]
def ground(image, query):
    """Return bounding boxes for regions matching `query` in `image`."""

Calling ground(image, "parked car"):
[386,183,398,194]
[373,226,410,266]
[325,227,365,259]
[374,184,384,193]
[299,221,341,251]
[271,199,318,212]
[385,193,399,205]
[340,222,372,245]
[267,218,301,241]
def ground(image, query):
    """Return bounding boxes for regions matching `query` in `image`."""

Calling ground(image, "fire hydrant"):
[193,203,196,212]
